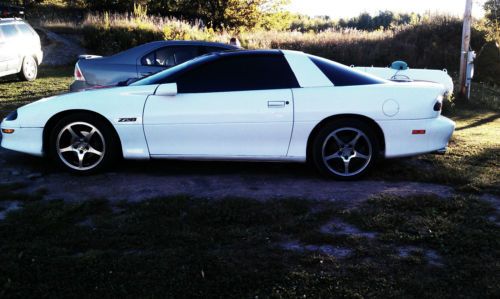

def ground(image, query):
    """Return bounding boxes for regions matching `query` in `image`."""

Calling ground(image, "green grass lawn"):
[0,195,498,298]
[0,66,73,118]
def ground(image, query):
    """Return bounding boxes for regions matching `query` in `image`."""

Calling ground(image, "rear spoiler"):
[78,55,102,60]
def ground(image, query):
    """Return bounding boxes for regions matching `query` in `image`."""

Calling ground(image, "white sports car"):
[1,50,455,179]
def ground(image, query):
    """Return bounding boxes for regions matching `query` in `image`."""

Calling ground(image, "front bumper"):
[379,116,456,158]
[1,122,44,156]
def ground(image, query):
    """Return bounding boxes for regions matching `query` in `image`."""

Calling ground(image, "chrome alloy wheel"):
[56,122,106,171]
[321,127,372,177]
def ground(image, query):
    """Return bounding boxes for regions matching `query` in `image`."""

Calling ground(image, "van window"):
[0,24,19,40]
[16,23,34,36]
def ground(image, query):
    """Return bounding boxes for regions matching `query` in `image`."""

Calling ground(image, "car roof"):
[0,18,25,25]
[142,40,239,49]
[217,49,283,56]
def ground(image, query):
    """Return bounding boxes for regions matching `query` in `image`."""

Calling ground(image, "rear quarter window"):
[309,55,386,86]
[16,23,34,36]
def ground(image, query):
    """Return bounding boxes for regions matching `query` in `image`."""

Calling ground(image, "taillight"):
[74,63,85,81]
[433,101,443,111]
[433,95,444,112]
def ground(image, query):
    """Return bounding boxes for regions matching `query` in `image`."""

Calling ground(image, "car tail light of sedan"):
[74,63,85,81]
[433,94,444,112]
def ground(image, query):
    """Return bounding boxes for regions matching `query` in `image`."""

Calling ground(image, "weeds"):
[0,195,498,298]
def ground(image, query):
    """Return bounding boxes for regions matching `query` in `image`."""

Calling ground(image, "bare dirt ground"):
[38,29,87,66]
[0,138,460,205]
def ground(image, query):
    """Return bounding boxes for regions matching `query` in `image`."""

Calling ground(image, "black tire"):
[19,56,38,81]
[311,119,380,180]
[48,113,119,175]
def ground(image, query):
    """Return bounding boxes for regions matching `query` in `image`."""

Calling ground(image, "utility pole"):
[459,0,473,99]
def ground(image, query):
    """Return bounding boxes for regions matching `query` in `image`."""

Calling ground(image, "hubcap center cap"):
[341,147,353,157]
[74,142,88,151]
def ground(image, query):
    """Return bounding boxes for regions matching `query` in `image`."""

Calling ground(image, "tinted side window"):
[201,46,231,54]
[309,55,385,86]
[0,25,19,40]
[141,46,200,67]
[175,55,299,93]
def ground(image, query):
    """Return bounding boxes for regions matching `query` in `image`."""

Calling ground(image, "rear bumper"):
[380,116,455,158]
[35,50,43,65]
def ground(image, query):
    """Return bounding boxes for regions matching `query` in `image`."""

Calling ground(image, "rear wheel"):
[312,120,379,180]
[49,113,119,174]
[19,56,38,81]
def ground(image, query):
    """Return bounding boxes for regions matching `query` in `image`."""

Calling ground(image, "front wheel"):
[49,113,119,174]
[19,56,38,81]
[312,120,380,180]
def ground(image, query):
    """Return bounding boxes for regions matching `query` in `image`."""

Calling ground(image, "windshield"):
[131,53,217,86]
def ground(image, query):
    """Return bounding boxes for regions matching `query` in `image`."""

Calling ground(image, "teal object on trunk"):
[391,61,408,70]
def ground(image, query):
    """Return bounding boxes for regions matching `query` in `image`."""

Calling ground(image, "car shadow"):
[456,113,500,131]
[0,147,317,179]
[117,159,317,179]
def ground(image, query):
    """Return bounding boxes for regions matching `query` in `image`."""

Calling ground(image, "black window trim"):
[308,55,386,87]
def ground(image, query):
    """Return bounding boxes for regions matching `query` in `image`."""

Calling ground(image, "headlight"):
[4,110,18,121]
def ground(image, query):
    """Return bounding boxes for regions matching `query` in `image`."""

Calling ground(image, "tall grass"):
[35,11,496,80]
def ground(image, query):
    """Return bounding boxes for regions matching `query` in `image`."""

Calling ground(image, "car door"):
[137,45,200,78]
[0,28,6,72]
[143,54,299,157]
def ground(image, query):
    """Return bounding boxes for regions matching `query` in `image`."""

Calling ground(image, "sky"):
[287,0,487,19]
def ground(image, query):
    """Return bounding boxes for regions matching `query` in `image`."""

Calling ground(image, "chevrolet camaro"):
[1,50,455,179]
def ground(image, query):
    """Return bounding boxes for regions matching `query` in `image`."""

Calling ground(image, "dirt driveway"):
[0,135,461,204]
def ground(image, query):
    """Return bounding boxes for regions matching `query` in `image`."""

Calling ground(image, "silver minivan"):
[0,18,43,81]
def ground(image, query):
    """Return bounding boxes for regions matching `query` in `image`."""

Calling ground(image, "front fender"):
[17,84,158,159]
[18,85,158,128]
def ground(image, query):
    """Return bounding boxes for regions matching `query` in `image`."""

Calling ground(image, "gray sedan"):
[70,40,238,91]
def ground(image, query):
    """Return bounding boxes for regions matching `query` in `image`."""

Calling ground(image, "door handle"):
[140,72,153,77]
[268,101,288,108]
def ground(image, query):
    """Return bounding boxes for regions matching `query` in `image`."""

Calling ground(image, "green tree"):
[173,0,288,31]
[484,0,500,46]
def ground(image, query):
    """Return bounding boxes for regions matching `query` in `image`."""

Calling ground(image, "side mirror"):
[155,83,177,96]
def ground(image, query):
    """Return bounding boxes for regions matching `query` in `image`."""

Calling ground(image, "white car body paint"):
[1,50,455,165]
[283,51,332,88]
[144,89,293,157]
[3,85,157,159]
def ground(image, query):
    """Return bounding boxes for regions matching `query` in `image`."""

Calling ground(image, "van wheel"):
[19,56,38,81]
